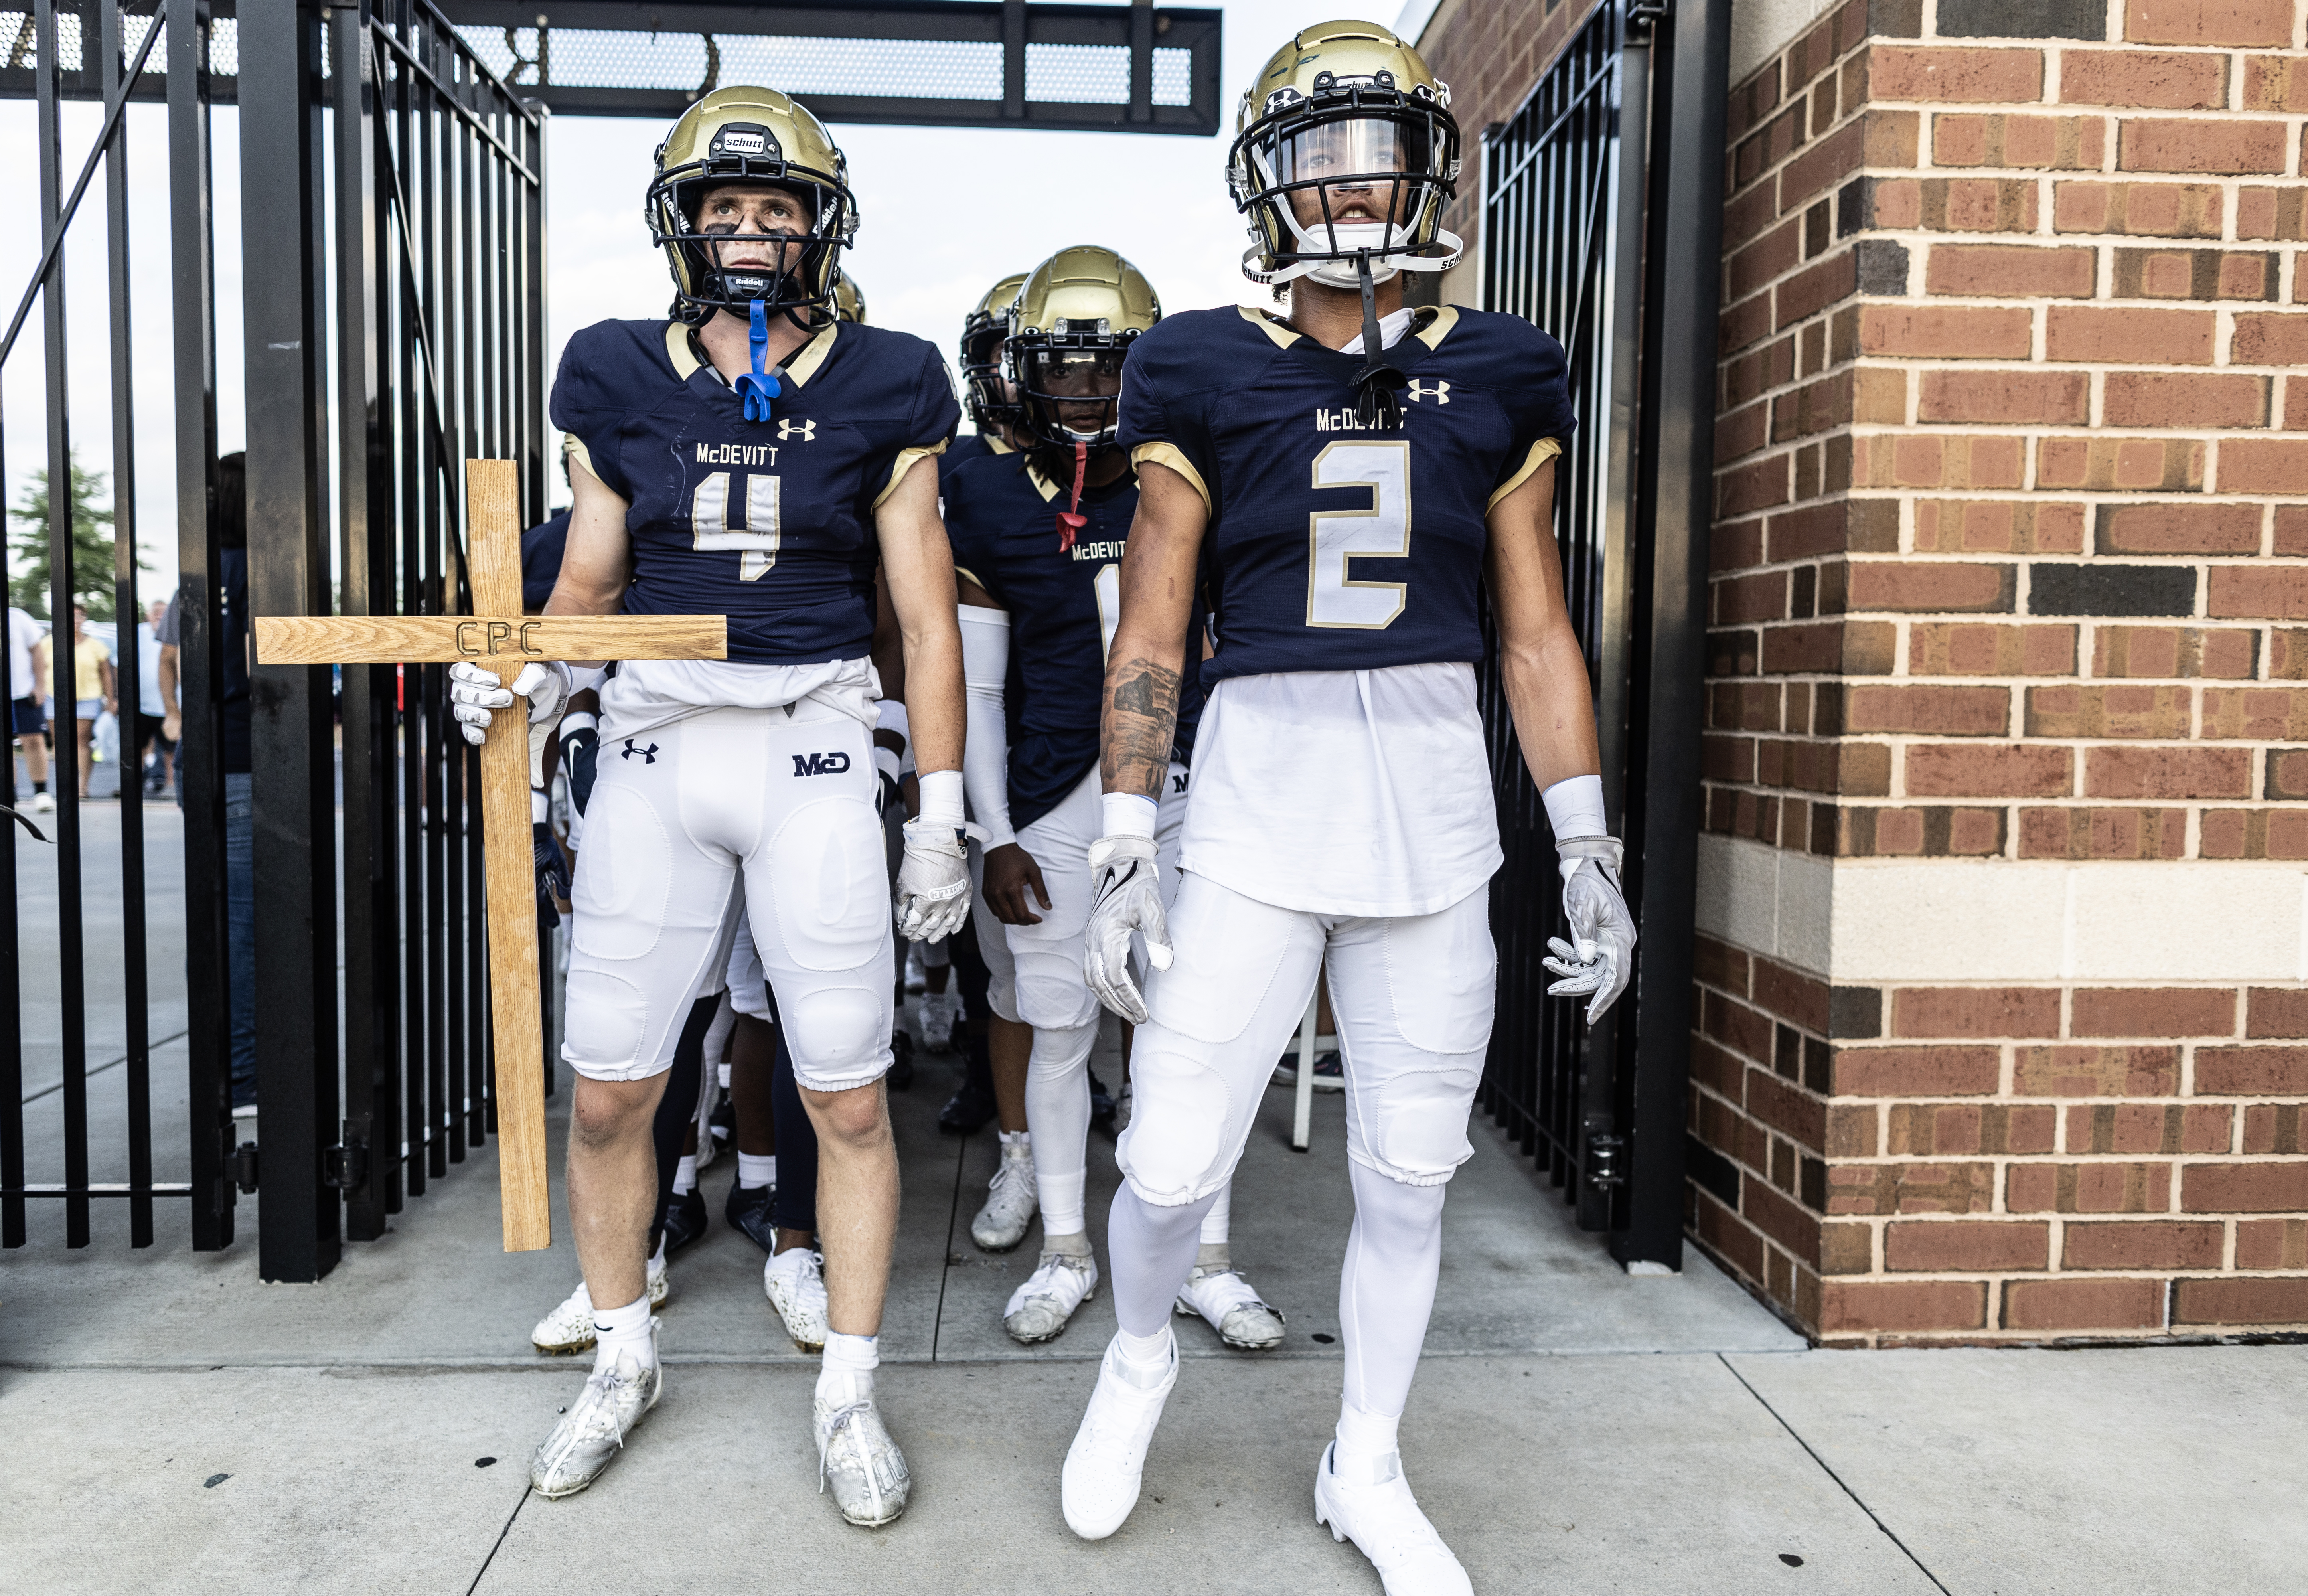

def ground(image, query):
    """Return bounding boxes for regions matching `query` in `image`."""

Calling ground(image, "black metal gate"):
[1474,0,1728,1270]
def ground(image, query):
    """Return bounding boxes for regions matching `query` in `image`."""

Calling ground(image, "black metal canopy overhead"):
[0,0,1226,134]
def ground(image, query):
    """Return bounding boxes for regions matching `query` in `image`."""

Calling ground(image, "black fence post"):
[242,0,341,1283]
[172,0,235,1253]
[1613,0,1732,1273]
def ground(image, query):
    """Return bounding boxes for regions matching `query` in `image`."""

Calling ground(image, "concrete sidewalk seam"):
[465,1483,533,1596]
[1716,1353,1955,1596]
[18,1026,190,1106]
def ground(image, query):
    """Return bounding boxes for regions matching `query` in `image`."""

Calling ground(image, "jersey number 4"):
[692,471,781,581]
[1305,441,1410,630]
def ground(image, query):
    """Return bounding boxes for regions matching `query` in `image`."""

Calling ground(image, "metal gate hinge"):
[233,1141,261,1194]
[323,1138,370,1192]
[1586,1132,1626,1190]
[1627,0,1672,37]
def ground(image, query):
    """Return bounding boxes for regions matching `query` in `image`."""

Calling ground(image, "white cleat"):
[1175,1264,1286,1350]
[815,1391,911,1527]
[970,1140,1039,1252]
[529,1339,662,1499]
[765,1247,831,1353]
[531,1257,671,1355]
[1003,1249,1098,1344]
[919,990,961,1051]
[1313,1442,1473,1596]
[1061,1331,1177,1540]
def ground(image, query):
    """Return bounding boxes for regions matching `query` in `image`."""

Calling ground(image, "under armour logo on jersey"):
[793,751,852,777]
[621,740,659,764]
[1407,379,1451,405]
[778,418,816,442]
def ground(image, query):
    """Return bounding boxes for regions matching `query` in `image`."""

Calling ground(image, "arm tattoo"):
[1100,657,1181,800]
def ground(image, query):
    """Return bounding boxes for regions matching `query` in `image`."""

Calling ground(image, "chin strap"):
[1056,440,1089,553]
[1346,253,1412,432]
[734,299,782,422]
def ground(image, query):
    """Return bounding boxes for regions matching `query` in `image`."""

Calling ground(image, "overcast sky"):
[0,0,1393,595]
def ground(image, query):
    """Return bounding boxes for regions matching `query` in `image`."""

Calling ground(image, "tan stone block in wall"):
[2035,436,2205,492]
[2061,49,2230,109]
[1912,621,2079,675]
[2205,686,2308,740]
[1926,243,2098,298]
[1820,1279,1988,1334]
[2024,683,2192,739]
[2016,1043,2182,1095]
[1933,113,2106,170]
[2053,181,2225,238]
[2004,1277,2167,1330]
[2046,305,2215,363]
[2017,806,2190,859]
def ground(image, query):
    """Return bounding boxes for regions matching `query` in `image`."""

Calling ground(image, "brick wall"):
[1696,0,2308,1344]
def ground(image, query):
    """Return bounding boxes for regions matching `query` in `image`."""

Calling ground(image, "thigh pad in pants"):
[1332,888,1495,1186]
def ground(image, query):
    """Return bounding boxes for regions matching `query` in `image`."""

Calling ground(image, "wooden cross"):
[254,460,727,1251]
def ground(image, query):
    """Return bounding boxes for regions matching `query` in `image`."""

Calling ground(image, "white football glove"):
[1082,834,1171,1025]
[448,660,569,787]
[894,817,972,942]
[1542,836,1636,1024]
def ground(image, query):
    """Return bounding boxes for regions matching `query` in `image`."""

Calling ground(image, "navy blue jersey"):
[1116,306,1576,689]
[521,510,571,610]
[945,450,1203,832]
[552,318,957,665]
[937,429,1014,496]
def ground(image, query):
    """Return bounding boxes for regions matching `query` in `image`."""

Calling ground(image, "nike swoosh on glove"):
[895,818,972,942]
[563,724,600,815]
[1082,834,1171,1026]
[1542,836,1637,1024]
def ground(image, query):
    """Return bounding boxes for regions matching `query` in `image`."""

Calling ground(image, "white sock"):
[817,1329,879,1406]
[648,1232,667,1271]
[1199,1182,1232,1247]
[1112,1325,1174,1389]
[738,1151,776,1189]
[672,1154,697,1197]
[1333,1400,1403,1483]
[999,1128,1031,1158]
[593,1293,656,1371]
[1025,1020,1096,1233]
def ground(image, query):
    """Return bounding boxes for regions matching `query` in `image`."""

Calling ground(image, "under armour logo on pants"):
[621,740,659,764]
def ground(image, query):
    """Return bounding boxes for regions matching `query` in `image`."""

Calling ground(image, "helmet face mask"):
[1010,342,1130,447]
[649,93,859,322]
[1003,247,1159,452]
[960,272,1029,435]
[1228,26,1463,289]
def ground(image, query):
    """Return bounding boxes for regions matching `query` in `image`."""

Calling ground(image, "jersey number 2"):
[1305,441,1410,630]
[692,471,780,582]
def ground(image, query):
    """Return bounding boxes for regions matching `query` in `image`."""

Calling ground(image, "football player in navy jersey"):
[943,271,1031,491]
[944,246,1286,1353]
[446,87,969,1527]
[1060,22,1638,1590]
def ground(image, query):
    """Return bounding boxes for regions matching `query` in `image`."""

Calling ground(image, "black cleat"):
[888,1028,916,1092]
[663,1186,710,1255]
[938,1080,997,1136]
[725,1177,778,1255]
[1088,1069,1117,1127]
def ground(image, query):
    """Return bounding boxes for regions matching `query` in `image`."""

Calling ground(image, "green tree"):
[7,454,142,621]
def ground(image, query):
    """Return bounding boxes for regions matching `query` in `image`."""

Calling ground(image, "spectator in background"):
[136,598,173,796]
[49,606,115,802]
[8,604,51,812]
[156,453,255,1115]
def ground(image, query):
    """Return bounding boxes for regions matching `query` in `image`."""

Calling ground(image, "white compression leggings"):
[1026,1017,1230,1246]
[1109,1161,1440,1418]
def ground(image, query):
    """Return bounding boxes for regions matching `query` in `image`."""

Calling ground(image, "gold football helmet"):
[648,85,859,322]
[959,271,1028,433]
[1003,245,1160,450]
[832,271,866,323]
[1228,20,1462,290]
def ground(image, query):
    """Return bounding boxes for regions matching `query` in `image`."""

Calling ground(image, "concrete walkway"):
[6,828,2307,1590]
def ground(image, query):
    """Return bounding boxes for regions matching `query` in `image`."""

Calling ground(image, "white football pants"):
[1005,763,1215,1239]
[562,698,894,1094]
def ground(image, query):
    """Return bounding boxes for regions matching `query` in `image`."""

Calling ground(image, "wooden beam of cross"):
[254,460,727,1251]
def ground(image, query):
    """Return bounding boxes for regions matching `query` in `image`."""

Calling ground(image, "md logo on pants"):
[793,751,852,777]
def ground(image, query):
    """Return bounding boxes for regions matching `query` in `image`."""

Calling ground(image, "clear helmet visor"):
[1019,347,1127,442]
[1251,114,1441,254]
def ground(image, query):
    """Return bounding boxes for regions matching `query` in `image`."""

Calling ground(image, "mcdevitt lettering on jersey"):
[1115,304,1576,688]
[552,317,957,665]
[944,449,1203,831]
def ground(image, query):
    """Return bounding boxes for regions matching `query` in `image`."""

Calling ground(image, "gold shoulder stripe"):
[987,433,1015,455]
[563,436,600,484]
[874,439,948,510]
[1131,442,1211,513]
[1413,304,1460,350]
[783,319,840,386]
[1023,462,1062,503]
[1488,436,1563,511]
[1236,304,1301,350]
[663,320,702,379]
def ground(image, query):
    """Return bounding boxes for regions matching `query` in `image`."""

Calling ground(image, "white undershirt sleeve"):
[957,604,1015,850]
